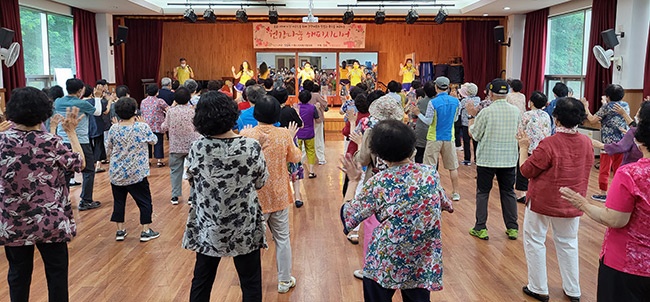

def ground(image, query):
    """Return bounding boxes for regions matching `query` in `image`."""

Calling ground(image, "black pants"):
[474,166,518,230]
[190,250,262,302]
[598,259,650,302]
[110,178,153,225]
[90,135,106,162]
[515,152,531,191]
[342,175,350,197]
[460,126,476,162]
[454,119,462,147]
[414,146,426,164]
[363,278,430,302]
[64,143,95,203]
[5,243,69,302]
[148,133,165,159]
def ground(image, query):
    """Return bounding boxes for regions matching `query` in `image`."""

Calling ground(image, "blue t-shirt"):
[236,106,280,131]
[426,92,459,141]
[544,98,558,133]
[53,95,98,144]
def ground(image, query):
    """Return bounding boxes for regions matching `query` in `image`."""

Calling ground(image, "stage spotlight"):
[236,9,248,23]
[203,8,216,23]
[269,9,279,24]
[434,8,448,24]
[405,9,419,24]
[184,8,197,23]
[343,10,354,24]
[374,10,385,24]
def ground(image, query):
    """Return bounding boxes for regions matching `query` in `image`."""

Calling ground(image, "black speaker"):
[447,65,464,84]
[115,26,128,45]
[601,29,619,49]
[0,27,15,48]
[493,26,505,44]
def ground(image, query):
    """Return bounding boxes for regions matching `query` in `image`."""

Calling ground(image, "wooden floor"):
[0,136,608,302]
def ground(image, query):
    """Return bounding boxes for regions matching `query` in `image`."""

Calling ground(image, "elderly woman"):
[183,91,268,302]
[560,102,650,302]
[517,97,593,302]
[140,84,169,167]
[0,87,85,301]
[341,119,453,301]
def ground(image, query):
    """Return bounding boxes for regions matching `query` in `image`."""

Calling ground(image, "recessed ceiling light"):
[504,7,511,10]
[483,13,489,16]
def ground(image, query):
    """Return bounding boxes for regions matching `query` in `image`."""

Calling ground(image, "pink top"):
[601,157,650,277]
[161,104,200,154]
[140,96,169,133]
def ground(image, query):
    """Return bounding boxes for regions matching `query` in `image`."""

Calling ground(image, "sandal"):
[308,173,317,179]
[522,286,549,302]
[347,233,359,244]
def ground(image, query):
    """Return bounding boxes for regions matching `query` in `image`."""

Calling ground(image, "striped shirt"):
[469,99,521,168]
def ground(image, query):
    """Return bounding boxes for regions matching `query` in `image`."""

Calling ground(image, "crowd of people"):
[0,56,649,302]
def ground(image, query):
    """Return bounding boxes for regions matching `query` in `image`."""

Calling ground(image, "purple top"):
[296,103,319,140]
[604,127,642,166]
[0,129,83,246]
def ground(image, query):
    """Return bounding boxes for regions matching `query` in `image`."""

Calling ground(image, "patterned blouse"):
[341,163,453,291]
[595,101,630,144]
[518,109,552,154]
[161,104,200,154]
[183,137,269,257]
[140,96,169,133]
[107,123,158,186]
[0,129,83,246]
[240,125,302,214]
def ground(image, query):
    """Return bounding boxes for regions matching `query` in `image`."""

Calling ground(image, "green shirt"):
[469,99,521,168]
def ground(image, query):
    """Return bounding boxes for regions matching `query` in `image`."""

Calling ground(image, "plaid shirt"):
[469,99,521,168]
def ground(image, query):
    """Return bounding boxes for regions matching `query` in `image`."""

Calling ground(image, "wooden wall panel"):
[159,22,463,85]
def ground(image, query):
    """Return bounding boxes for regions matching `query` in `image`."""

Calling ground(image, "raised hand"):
[50,114,64,127]
[62,107,82,133]
[410,104,421,116]
[288,121,299,138]
[242,124,254,132]
[135,116,144,123]
[338,153,363,182]
[516,129,530,149]
[399,63,404,69]
[580,98,590,109]
[349,130,363,146]
[346,108,356,123]
[231,66,236,73]
[93,87,102,98]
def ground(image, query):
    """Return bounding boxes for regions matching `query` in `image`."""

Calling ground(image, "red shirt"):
[521,132,594,217]
[238,101,251,111]
[220,87,233,98]
[342,112,370,156]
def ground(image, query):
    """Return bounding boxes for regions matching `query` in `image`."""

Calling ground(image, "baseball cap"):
[434,76,450,89]
[488,78,509,95]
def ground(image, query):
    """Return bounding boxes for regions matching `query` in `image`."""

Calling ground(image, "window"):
[19,7,75,89]
[544,9,592,99]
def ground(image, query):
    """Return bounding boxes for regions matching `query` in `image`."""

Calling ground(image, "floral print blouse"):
[595,101,630,144]
[107,123,158,186]
[183,137,269,257]
[341,163,453,291]
[240,125,302,214]
[140,96,169,133]
[518,109,552,154]
[161,104,200,154]
[0,129,83,246]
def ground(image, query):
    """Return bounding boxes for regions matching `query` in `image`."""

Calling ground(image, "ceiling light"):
[406,9,419,24]
[203,8,216,23]
[483,13,489,17]
[504,7,511,10]
[269,8,279,24]
[374,10,385,24]
[236,9,248,23]
[343,9,355,24]
[184,8,197,23]
[434,8,447,24]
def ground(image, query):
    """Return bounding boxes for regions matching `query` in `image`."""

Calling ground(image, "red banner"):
[253,23,366,49]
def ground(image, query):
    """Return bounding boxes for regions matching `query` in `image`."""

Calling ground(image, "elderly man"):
[467,78,521,240]
[158,77,174,106]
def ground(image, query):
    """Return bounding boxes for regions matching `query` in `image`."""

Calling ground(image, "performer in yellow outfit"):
[231,60,255,92]
[298,62,315,87]
[339,61,350,85]
[258,62,270,81]
[348,61,364,87]
[173,58,194,85]
[399,58,419,91]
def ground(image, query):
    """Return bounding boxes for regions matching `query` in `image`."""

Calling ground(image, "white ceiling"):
[46,0,572,16]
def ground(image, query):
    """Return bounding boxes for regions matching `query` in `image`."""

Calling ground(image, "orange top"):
[240,125,302,213]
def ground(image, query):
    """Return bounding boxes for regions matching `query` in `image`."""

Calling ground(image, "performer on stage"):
[348,60,364,87]
[297,62,315,87]
[258,62,270,81]
[399,59,419,91]
[231,61,254,92]
[173,58,194,85]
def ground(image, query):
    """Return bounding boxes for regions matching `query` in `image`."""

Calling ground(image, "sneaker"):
[188,197,192,205]
[506,229,518,240]
[517,196,527,204]
[469,228,489,240]
[456,146,463,151]
[69,179,81,186]
[347,232,359,244]
[564,292,580,302]
[522,286,549,302]
[115,230,127,241]
[140,229,160,242]
[591,194,607,202]
[318,160,327,165]
[461,160,472,166]
[278,276,296,293]
[295,200,304,208]
[78,200,101,211]
[451,193,460,201]
[353,270,364,279]
[171,197,179,205]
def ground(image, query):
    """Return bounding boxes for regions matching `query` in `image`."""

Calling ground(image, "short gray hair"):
[161,77,172,87]
[245,85,266,104]
[184,79,198,93]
